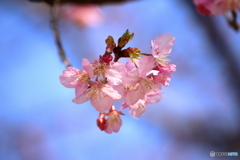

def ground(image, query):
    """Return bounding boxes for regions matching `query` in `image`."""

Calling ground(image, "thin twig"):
[50,0,71,67]
[224,10,239,31]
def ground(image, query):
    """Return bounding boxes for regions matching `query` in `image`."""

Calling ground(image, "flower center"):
[156,52,170,66]
[86,85,101,99]
[139,78,155,90]
[76,71,88,84]
[92,61,107,75]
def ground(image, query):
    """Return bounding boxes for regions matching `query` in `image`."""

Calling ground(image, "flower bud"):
[105,36,116,46]
[102,54,113,63]
[96,113,106,131]
[118,29,134,48]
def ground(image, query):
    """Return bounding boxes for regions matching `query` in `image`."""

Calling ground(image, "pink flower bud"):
[102,54,113,63]
[96,113,106,131]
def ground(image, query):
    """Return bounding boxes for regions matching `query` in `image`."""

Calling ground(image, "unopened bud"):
[105,45,115,54]
[102,54,113,63]
[105,36,116,46]
[118,29,134,48]
[97,113,106,131]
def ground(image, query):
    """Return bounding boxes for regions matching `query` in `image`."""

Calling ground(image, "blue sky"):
[0,0,239,160]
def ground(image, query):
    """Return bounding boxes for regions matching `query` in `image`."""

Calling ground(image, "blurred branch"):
[185,1,240,106]
[50,0,71,67]
[224,10,240,31]
[183,0,240,151]
[29,0,138,5]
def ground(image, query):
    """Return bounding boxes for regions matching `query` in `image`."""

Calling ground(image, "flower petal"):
[105,62,126,86]
[91,95,113,112]
[59,67,83,88]
[82,58,94,78]
[75,81,88,97]
[129,99,147,118]
[152,33,176,55]
[146,92,162,103]
[125,86,144,105]
[72,91,89,104]
[101,84,122,100]
[138,56,155,77]
[122,68,140,86]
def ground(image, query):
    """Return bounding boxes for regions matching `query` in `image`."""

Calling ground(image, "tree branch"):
[50,0,71,67]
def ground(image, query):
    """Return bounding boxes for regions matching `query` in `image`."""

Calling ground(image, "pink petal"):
[129,99,147,118]
[120,102,129,110]
[138,56,155,78]
[72,91,89,104]
[112,84,126,99]
[105,62,126,86]
[91,96,113,112]
[125,59,140,71]
[153,33,176,55]
[101,85,122,100]
[59,67,82,88]
[104,113,122,134]
[60,5,104,27]
[122,68,140,86]
[125,86,145,105]
[82,58,94,78]
[75,81,88,97]
[146,93,162,104]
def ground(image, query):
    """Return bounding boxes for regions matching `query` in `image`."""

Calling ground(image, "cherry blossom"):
[122,91,162,118]
[60,5,104,27]
[123,56,159,105]
[59,58,94,96]
[59,30,176,133]
[153,64,176,87]
[92,60,126,86]
[151,33,176,66]
[194,0,240,15]
[72,81,121,112]
[104,106,124,134]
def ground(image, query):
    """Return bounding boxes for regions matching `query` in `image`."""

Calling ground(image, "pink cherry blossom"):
[194,0,240,15]
[123,56,159,105]
[153,64,176,87]
[151,33,176,66]
[60,5,104,27]
[92,60,126,86]
[122,99,147,119]
[59,58,94,96]
[122,91,162,118]
[59,67,87,88]
[104,106,124,134]
[72,81,121,112]
[59,30,176,134]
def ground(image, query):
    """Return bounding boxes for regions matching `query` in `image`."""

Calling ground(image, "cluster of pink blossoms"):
[59,30,176,134]
[194,0,240,15]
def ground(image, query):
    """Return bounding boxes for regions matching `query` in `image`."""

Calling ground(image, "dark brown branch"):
[224,10,240,31]
[50,0,71,67]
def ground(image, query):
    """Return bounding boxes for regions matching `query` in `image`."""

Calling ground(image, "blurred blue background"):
[0,0,240,160]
